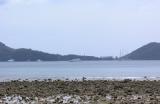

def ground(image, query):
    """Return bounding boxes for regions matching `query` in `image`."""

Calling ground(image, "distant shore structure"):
[120,49,125,58]
[69,58,81,62]
[37,59,42,62]
[8,59,15,62]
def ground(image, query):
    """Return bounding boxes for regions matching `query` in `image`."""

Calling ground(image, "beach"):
[1,79,160,104]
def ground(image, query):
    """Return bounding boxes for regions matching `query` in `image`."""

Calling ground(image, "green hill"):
[123,42,160,60]
[0,42,113,61]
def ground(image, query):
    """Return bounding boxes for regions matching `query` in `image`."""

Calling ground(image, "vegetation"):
[0,42,114,61]
[123,42,160,60]
[3,41,160,61]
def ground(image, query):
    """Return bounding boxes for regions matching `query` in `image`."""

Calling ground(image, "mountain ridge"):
[123,42,160,60]
[0,42,113,61]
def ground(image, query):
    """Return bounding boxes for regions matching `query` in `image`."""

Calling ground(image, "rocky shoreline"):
[1,79,160,104]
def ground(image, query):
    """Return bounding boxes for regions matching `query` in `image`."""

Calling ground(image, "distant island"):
[1,42,160,61]
[123,42,160,60]
[0,42,113,61]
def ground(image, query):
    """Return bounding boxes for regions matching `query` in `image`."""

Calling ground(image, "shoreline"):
[1,79,160,103]
[1,76,160,82]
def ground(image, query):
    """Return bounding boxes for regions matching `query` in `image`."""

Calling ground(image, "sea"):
[1,61,160,81]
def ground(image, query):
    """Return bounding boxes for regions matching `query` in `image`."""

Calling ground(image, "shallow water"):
[0,61,160,80]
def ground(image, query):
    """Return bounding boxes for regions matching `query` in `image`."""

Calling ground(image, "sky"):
[0,0,160,57]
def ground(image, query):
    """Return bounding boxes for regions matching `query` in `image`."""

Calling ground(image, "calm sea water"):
[1,61,160,81]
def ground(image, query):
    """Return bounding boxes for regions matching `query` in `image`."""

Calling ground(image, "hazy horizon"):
[0,0,160,57]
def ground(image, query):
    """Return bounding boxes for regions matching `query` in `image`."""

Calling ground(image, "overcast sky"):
[0,0,160,57]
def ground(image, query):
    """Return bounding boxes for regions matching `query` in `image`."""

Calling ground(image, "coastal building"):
[8,59,15,62]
